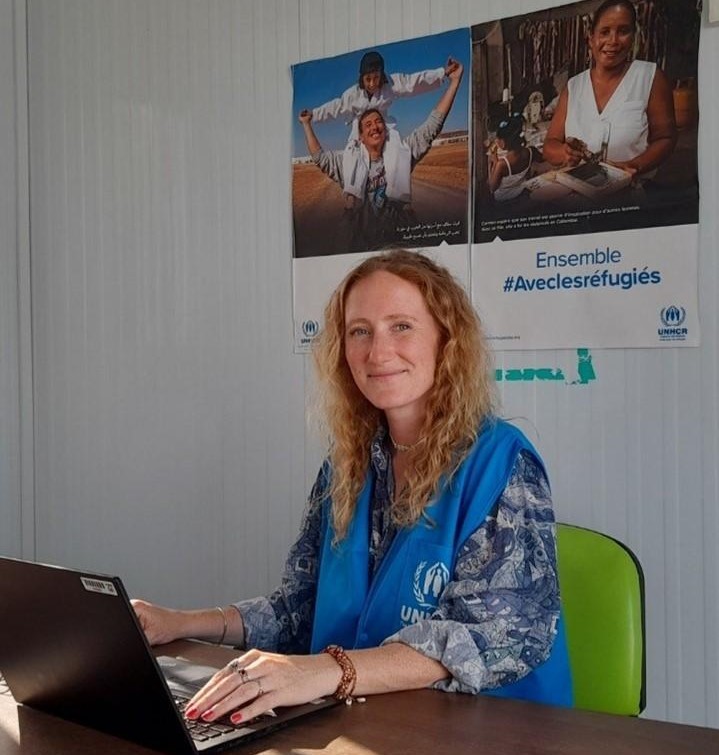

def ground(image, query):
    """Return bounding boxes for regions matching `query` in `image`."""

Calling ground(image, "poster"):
[291,27,472,352]
[471,0,700,349]
[291,27,471,259]
[291,1,702,354]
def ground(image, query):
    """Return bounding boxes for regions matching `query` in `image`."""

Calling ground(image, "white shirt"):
[564,60,656,163]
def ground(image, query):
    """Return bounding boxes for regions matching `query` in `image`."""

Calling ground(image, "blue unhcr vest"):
[310,419,573,707]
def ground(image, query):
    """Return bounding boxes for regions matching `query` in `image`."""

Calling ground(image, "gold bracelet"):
[215,606,228,645]
[322,644,358,704]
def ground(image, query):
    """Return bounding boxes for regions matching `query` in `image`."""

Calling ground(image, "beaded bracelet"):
[322,644,358,704]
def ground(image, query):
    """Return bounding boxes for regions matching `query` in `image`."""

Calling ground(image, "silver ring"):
[255,679,264,696]
[228,659,246,680]
[240,668,250,684]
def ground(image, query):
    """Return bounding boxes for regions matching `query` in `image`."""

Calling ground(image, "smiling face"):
[358,110,387,155]
[343,271,441,430]
[589,4,635,71]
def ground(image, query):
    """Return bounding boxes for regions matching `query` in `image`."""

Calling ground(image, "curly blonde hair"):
[313,249,498,541]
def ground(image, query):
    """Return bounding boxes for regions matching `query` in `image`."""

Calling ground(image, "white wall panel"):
[0,0,19,554]
[698,10,719,727]
[9,0,718,729]
[0,0,30,558]
[27,0,306,605]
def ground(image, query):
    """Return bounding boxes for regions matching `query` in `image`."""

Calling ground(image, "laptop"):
[0,556,338,753]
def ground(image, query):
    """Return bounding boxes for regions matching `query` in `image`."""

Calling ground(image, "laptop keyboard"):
[0,661,280,745]
[174,694,237,742]
[0,671,243,743]
[173,693,275,743]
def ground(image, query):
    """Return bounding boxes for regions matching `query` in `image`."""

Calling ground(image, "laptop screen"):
[0,557,337,754]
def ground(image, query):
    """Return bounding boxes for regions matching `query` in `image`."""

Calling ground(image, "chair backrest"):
[556,523,646,716]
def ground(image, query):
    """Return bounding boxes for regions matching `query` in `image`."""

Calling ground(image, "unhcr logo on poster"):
[300,319,319,348]
[658,305,687,342]
[302,319,319,337]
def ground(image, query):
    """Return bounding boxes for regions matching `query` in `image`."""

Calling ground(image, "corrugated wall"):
[0,0,716,727]
[0,0,21,557]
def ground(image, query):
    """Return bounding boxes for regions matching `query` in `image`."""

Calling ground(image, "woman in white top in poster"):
[542,0,676,177]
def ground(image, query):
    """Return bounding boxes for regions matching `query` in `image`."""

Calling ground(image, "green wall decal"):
[495,349,596,385]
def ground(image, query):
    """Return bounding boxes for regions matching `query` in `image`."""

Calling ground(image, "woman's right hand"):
[560,137,586,167]
[131,598,186,646]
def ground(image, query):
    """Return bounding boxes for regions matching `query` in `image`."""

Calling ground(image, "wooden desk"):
[2,641,718,754]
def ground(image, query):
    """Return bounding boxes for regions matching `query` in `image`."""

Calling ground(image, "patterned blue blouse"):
[234,429,560,694]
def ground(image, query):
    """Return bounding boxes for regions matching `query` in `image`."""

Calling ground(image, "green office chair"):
[556,523,646,716]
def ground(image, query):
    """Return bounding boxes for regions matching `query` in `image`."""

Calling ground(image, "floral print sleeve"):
[232,464,328,653]
[383,449,561,694]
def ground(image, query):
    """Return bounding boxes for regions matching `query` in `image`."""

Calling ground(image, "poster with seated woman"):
[472,0,699,243]
[470,0,701,351]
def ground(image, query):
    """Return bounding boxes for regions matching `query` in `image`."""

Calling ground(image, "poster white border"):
[472,225,699,350]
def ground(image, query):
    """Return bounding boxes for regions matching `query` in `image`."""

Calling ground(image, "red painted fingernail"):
[185,706,197,719]
[230,712,243,724]
[201,710,215,721]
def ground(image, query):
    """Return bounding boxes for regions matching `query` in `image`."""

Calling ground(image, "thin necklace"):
[389,434,425,453]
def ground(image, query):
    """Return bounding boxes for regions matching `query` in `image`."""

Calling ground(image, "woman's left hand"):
[605,159,638,177]
[184,649,341,725]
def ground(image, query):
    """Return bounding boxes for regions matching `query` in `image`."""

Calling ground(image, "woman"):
[133,250,572,725]
[542,0,676,176]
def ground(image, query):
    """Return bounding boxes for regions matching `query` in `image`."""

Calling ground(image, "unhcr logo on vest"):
[400,560,450,626]
[658,305,687,342]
